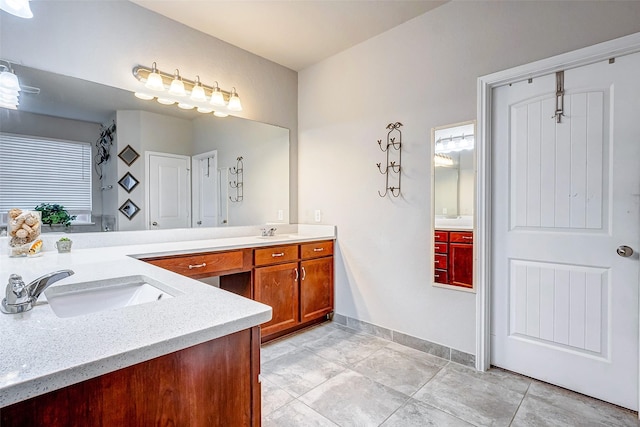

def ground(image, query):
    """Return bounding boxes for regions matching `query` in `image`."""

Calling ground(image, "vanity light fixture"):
[168,69,187,97]
[209,82,226,106]
[132,64,242,117]
[144,62,164,91]
[227,87,242,111]
[435,133,475,154]
[0,0,33,18]
[190,76,207,102]
[434,153,454,167]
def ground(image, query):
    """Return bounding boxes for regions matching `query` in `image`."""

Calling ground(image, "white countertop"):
[0,224,336,407]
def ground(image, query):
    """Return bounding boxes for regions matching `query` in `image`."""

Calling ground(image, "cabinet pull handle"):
[313,248,324,252]
[294,268,299,281]
[272,252,285,258]
[435,274,440,278]
[301,267,306,280]
[188,262,207,269]
[462,236,472,240]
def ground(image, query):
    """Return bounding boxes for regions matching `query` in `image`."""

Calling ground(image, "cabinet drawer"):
[254,245,299,266]
[434,242,448,254]
[435,230,449,242]
[301,241,333,259]
[434,269,448,284]
[145,250,248,278]
[450,231,473,243]
[434,253,448,270]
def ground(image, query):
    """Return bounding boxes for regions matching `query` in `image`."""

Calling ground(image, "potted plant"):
[55,237,73,253]
[34,203,77,228]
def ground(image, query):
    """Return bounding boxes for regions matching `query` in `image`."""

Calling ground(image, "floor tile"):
[300,370,409,427]
[261,377,295,417]
[413,365,525,427]
[279,321,338,347]
[511,381,640,427]
[351,346,443,395]
[303,327,390,366]
[447,363,532,395]
[261,347,345,397]
[381,398,475,426]
[263,399,338,427]
[261,339,298,363]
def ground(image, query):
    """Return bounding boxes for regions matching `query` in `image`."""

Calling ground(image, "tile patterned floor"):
[261,322,639,427]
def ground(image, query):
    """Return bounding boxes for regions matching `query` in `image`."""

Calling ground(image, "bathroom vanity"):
[0,225,335,426]
[434,229,474,289]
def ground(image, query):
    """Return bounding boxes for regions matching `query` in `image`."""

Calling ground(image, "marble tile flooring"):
[260,322,639,426]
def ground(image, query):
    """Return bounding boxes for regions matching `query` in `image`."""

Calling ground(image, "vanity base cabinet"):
[0,327,262,427]
[434,230,473,289]
[301,256,334,323]
[254,262,300,337]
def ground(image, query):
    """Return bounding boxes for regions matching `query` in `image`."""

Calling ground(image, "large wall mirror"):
[0,64,289,232]
[431,120,475,292]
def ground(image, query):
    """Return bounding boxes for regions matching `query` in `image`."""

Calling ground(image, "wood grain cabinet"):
[434,230,473,289]
[254,241,334,342]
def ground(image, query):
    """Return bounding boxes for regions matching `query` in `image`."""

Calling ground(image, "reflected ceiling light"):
[145,62,164,91]
[132,64,243,115]
[434,153,454,167]
[0,0,33,18]
[168,69,186,97]
[190,75,207,102]
[197,106,213,114]
[177,102,194,110]
[134,92,154,100]
[227,87,242,111]
[209,81,226,107]
[0,65,21,110]
[435,134,475,154]
[213,111,229,118]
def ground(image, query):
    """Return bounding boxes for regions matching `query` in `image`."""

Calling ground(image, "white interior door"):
[191,150,218,227]
[147,152,190,230]
[491,53,640,410]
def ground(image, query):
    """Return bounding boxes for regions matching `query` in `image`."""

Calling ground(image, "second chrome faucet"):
[1,270,75,314]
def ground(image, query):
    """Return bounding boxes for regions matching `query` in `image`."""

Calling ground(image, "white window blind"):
[0,133,92,214]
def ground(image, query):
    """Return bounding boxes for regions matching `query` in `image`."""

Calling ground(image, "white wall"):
[298,1,640,353]
[0,0,298,221]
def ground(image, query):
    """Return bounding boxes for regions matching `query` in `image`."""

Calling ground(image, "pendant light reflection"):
[0,67,21,110]
[0,0,33,18]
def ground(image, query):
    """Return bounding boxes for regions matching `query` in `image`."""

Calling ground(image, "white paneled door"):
[491,52,640,410]
[148,152,191,230]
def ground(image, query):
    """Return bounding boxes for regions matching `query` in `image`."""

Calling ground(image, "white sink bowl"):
[44,275,181,318]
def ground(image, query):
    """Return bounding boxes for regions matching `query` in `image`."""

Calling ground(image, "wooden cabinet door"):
[300,257,334,323]
[450,243,473,288]
[254,262,299,336]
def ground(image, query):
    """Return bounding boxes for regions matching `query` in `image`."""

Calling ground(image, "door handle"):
[617,245,634,258]
[152,221,158,226]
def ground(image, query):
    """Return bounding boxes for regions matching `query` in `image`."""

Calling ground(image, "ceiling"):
[129,1,446,71]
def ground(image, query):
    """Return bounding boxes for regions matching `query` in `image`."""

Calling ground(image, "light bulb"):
[197,107,213,114]
[177,102,194,110]
[190,76,207,102]
[227,88,242,111]
[168,69,186,97]
[0,0,33,18]
[213,111,229,118]
[145,62,165,91]
[0,70,21,91]
[209,82,226,106]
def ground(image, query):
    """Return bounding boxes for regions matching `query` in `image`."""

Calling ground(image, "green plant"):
[58,237,71,242]
[34,203,77,227]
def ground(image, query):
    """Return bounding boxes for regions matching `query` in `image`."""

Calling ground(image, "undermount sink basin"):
[44,275,181,318]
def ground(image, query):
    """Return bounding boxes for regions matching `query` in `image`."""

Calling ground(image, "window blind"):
[0,133,92,214]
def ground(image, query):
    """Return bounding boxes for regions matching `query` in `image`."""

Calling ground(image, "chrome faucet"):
[1,270,74,314]
[261,227,277,237]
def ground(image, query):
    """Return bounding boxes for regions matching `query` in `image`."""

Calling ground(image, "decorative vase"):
[55,240,73,253]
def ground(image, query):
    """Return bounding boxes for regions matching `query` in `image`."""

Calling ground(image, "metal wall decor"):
[376,122,403,197]
[119,199,140,220]
[118,172,139,193]
[229,156,244,202]
[118,145,140,166]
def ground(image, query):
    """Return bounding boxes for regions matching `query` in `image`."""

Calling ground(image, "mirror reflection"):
[432,120,475,291]
[0,64,289,232]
